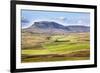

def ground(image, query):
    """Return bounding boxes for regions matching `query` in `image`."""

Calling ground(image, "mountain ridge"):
[22,21,90,34]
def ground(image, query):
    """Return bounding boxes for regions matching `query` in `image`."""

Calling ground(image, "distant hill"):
[66,25,90,32]
[22,21,90,34]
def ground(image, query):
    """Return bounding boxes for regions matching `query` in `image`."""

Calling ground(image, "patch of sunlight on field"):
[44,42,89,53]
[51,34,85,43]
[22,50,50,55]
[51,35,76,41]
[22,42,90,55]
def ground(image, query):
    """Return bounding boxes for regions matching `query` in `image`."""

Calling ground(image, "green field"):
[21,32,90,63]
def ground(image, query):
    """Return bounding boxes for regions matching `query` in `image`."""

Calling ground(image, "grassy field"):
[21,32,90,63]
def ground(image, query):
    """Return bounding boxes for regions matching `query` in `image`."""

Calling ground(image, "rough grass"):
[21,32,90,63]
[22,50,90,62]
[22,57,89,63]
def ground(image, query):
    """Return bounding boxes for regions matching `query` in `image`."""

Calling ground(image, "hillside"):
[22,21,90,34]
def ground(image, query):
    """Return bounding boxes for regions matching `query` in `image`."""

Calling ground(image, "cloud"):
[56,17,67,22]
[21,17,29,23]
[21,17,31,29]
[77,20,83,24]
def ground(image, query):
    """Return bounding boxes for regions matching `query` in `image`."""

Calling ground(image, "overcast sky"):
[21,10,90,29]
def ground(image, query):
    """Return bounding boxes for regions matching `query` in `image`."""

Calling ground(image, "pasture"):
[21,32,90,63]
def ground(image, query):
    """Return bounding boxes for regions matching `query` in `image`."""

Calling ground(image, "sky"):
[21,9,90,29]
